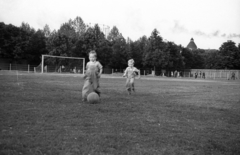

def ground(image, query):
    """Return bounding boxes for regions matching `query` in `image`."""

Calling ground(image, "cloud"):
[227,33,240,38]
[219,33,240,38]
[194,30,208,37]
[212,31,220,37]
[171,22,240,40]
[193,30,220,38]
[193,30,240,39]
[172,21,188,33]
[221,34,226,37]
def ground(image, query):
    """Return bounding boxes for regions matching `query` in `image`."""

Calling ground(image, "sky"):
[0,0,240,49]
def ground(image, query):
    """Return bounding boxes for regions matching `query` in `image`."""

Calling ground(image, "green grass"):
[0,71,240,155]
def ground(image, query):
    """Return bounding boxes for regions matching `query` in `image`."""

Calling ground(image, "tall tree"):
[165,42,184,71]
[0,22,34,61]
[107,26,122,42]
[137,36,149,68]
[26,30,48,64]
[218,40,240,69]
[43,24,51,38]
[46,32,71,56]
[126,37,144,68]
[58,22,76,40]
[73,24,107,61]
[191,49,205,69]
[142,29,167,70]
[56,22,78,56]
[70,16,86,39]
[106,26,128,68]
[181,48,196,69]
[109,36,127,69]
[204,50,221,69]
[20,22,35,36]
[96,40,113,67]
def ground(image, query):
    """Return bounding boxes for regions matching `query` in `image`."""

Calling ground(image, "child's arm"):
[83,62,89,79]
[99,68,103,77]
[137,69,141,79]
[133,67,140,79]
[97,61,103,78]
[123,68,128,77]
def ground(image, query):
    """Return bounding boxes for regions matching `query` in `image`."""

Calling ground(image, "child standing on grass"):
[82,50,103,101]
[123,59,140,95]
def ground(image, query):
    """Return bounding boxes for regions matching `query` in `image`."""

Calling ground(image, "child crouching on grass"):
[123,59,140,95]
[82,50,103,102]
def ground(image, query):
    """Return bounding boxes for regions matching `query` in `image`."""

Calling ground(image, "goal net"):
[34,55,85,74]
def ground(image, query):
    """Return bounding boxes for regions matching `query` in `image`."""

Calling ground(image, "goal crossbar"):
[41,55,85,74]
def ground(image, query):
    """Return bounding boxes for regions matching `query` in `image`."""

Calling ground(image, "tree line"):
[1,16,240,71]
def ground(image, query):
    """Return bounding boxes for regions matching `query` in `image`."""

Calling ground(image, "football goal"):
[34,55,85,74]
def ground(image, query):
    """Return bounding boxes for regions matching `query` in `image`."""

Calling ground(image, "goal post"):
[35,55,85,74]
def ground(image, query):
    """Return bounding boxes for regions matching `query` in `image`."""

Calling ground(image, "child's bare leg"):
[130,78,135,92]
[126,78,131,95]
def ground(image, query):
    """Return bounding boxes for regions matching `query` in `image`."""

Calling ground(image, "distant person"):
[199,71,202,78]
[195,72,198,79]
[171,71,173,77]
[82,50,103,102]
[180,71,183,77]
[123,59,140,95]
[174,70,177,78]
[230,72,236,80]
[202,72,205,79]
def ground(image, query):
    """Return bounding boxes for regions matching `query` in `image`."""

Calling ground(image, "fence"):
[1,62,239,80]
[34,65,84,74]
[0,62,36,73]
[111,68,240,80]
[111,68,160,76]
[184,69,240,80]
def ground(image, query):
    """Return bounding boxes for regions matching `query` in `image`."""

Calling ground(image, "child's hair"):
[89,50,97,57]
[128,59,134,64]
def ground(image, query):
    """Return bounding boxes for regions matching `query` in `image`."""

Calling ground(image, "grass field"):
[0,71,240,155]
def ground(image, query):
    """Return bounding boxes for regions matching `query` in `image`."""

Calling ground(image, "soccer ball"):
[87,92,100,104]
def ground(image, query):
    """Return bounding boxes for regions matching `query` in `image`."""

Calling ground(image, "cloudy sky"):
[0,0,240,49]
